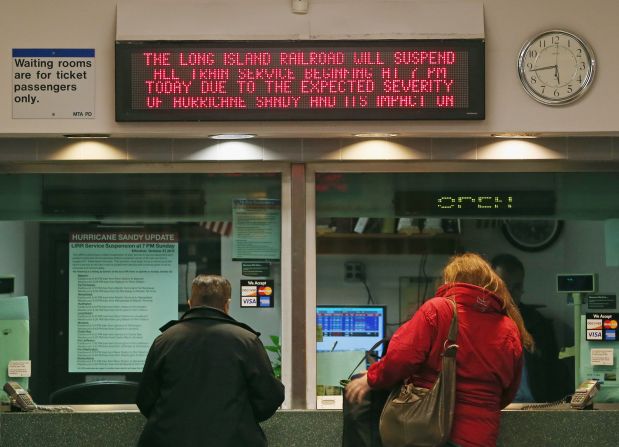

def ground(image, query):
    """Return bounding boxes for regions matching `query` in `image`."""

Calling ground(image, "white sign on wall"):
[12,48,95,119]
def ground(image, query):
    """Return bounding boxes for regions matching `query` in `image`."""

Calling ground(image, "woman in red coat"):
[346,253,533,447]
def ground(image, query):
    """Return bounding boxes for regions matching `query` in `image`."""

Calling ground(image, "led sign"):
[115,40,484,121]
[394,191,555,216]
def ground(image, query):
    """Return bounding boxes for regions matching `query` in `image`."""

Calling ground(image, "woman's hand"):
[345,373,371,404]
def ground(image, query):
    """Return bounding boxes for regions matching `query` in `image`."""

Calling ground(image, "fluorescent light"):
[64,134,110,139]
[491,133,538,139]
[353,133,399,138]
[208,133,256,140]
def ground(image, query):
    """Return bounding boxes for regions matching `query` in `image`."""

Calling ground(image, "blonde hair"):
[442,252,534,352]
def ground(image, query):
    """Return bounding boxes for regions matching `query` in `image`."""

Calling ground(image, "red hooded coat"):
[367,283,523,447]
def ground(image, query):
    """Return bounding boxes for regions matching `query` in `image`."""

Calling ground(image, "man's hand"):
[345,373,371,404]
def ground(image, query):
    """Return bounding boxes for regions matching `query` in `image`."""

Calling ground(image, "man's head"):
[491,254,525,304]
[189,274,232,313]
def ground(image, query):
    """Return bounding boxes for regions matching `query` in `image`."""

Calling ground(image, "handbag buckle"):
[442,340,459,357]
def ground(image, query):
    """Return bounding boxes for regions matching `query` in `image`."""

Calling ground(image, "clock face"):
[518,30,596,105]
[502,219,563,252]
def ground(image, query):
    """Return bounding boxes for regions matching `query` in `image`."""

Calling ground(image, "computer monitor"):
[316,305,386,357]
[0,296,30,403]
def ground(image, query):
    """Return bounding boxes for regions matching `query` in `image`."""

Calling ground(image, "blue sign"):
[605,330,616,341]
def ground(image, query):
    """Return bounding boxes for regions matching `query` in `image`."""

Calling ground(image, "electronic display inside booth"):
[115,40,484,121]
[316,305,386,357]
[394,190,556,217]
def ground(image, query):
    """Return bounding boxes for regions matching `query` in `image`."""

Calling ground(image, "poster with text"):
[232,199,281,260]
[68,231,178,372]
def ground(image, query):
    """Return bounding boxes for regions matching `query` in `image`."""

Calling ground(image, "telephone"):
[3,381,37,411]
[569,379,600,409]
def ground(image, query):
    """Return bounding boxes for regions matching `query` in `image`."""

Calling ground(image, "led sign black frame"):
[394,191,556,217]
[115,39,485,121]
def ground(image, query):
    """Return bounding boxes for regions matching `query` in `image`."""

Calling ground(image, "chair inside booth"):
[48,380,139,405]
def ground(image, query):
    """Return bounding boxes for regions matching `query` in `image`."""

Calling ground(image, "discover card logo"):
[587,319,603,330]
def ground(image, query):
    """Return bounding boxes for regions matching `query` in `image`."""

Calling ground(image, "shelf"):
[316,233,460,255]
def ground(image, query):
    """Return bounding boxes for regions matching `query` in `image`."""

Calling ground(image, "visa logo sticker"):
[241,297,257,307]
[605,330,616,340]
[587,330,603,340]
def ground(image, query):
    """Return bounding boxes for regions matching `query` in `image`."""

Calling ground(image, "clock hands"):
[528,64,558,72]
[529,63,560,86]
[554,43,560,84]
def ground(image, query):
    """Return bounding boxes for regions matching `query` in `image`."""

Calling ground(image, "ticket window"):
[0,171,283,404]
[314,170,619,405]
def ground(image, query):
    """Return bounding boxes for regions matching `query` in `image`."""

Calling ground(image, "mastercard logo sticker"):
[603,320,618,329]
[258,286,273,296]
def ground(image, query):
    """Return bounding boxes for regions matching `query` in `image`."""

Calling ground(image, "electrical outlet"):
[345,262,365,281]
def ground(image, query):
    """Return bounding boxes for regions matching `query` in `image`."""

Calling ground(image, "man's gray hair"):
[190,274,231,309]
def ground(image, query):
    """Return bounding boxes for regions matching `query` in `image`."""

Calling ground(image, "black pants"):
[342,388,390,447]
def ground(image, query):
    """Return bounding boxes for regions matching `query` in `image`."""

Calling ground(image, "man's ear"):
[187,298,192,308]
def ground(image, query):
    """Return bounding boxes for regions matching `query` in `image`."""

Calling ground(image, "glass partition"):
[0,171,283,405]
[315,171,619,406]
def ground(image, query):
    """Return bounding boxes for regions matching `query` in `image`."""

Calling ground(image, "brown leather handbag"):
[379,299,458,447]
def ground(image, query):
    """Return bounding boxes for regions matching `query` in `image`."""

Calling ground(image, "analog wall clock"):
[517,30,596,105]
[502,219,563,252]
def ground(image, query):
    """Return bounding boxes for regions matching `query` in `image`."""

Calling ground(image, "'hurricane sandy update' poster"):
[68,231,178,372]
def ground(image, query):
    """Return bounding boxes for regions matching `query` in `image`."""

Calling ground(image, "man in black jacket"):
[491,254,570,402]
[136,274,284,447]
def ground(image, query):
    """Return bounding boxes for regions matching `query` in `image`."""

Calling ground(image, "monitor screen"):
[316,305,386,357]
[557,274,596,293]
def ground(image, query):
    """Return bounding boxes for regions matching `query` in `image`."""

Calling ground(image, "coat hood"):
[436,282,506,314]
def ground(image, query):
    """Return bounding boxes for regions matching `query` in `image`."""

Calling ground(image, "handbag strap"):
[443,299,459,358]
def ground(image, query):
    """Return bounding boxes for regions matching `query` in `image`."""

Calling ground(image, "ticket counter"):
[1,405,618,446]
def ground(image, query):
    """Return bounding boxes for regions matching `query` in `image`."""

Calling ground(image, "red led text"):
[132,47,469,111]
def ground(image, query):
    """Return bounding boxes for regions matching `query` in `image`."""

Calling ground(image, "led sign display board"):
[394,191,556,216]
[115,40,484,121]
